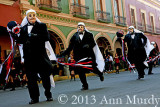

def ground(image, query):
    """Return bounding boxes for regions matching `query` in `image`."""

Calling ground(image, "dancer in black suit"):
[59,22,104,90]
[18,9,53,104]
[124,26,147,80]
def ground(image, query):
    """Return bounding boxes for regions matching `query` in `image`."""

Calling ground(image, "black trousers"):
[148,62,153,74]
[75,67,102,88]
[129,48,146,78]
[135,61,145,78]
[26,70,52,100]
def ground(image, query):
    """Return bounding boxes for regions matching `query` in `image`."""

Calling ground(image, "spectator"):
[114,53,120,74]
[68,54,76,81]
[108,54,113,71]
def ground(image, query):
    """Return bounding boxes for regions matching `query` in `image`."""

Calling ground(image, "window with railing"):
[146,24,153,33]
[137,22,146,32]
[70,3,90,19]
[37,0,62,13]
[114,16,126,26]
[137,22,143,31]
[95,0,111,23]
[155,27,160,34]
[96,10,111,23]
[114,0,126,26]
[137,22,160,34]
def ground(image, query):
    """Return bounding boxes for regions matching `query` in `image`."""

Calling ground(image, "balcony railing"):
[114,16,126,26]
[96,10,111,23]
[135,22,160,35]
[37,0,62,13]
[137,22,146,32]
[146,25,154,33]
[70,3,90,19]
[155,27,160,34]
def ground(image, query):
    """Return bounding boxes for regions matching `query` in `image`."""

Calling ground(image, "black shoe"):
[99,74,104,81]
[137,77,141,80]
[141,75,144,78]
[81,87,88,91]
[29,99,39,104]
[47,97,53,101]
[3,87,6,91]
[148,73,154,75]
[10,88,15,91]
[137,75,144,80]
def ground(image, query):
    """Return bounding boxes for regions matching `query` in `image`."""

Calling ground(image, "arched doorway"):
[114,40,122,57]
[49,31,65,55]
[96,37,112,57]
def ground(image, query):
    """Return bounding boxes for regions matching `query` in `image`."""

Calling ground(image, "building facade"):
[125,0,160,49]
[0,0,127,62]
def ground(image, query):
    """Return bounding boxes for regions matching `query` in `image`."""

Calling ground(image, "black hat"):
[7,21,20,34]
[116,30,124,38]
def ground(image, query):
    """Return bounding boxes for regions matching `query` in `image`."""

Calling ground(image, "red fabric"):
[70,59,75,63]
[57,58,93,70]
[115,57,120,63]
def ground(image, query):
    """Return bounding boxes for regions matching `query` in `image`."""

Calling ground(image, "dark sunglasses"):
[78,26,84,29]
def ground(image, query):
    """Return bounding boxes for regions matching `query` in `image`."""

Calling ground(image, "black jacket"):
[18,21,52,71]
[124,32,147,64]
[62,31,96,61]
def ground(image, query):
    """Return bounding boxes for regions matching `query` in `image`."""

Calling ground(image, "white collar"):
[79,34,83,40]
[131,34,135,39]
[28,26,33,34]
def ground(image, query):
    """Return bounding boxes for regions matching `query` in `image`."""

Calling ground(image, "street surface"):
[0,67,160,107]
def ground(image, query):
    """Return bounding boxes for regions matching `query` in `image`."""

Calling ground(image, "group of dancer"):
[1,9,159,104]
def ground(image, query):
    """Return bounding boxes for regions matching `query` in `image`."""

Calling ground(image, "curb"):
[53,69,126,82]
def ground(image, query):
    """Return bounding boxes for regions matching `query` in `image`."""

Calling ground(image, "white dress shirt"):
[79,32,84,40]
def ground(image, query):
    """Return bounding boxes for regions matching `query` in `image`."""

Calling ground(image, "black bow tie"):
[79,32,83,34]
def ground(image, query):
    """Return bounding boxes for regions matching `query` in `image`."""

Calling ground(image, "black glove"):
[28,33,37,37]
[11,33,19,41]
[51,60,57,64]
[92,62,98,67]
[83,44,90,49]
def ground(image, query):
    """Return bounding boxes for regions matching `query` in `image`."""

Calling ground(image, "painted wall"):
[53,24,75,37]
[0,33,11,61]
[0,4,22,27]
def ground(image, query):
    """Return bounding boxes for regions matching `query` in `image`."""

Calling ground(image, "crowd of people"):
[104,53,127,74]
[0,56,28,91]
